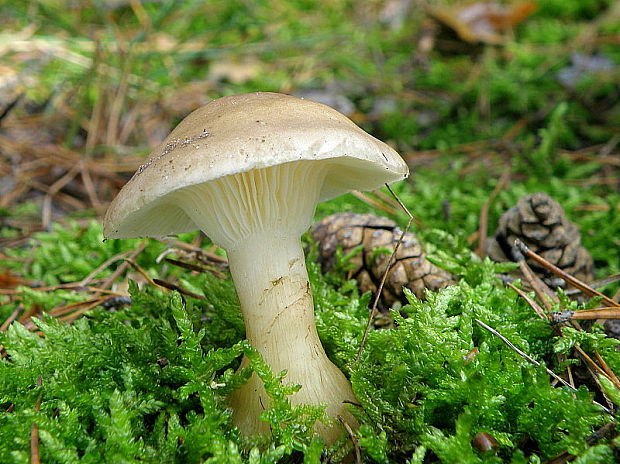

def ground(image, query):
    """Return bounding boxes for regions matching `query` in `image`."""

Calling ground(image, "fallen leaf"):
[0,271,26,289]
[428,1,538,45]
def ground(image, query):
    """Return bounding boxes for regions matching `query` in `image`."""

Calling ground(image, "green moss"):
[1,0,619,461]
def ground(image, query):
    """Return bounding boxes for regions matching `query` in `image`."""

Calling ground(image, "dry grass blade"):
[0,279,108,295]
[475,319,612,413]
[49,296,113,319]
[97,242,147,292]
[507,282,549,321]
[350,190,399,217]
[573,345,620,389]
[477,165,510,257]
[338,415,361,464]
[507,282,576,389]
[41,162,83,229]
[515,240,619,308]
[164,257,227,279]
[0,308,21,332]
[79,249,133,286]
[510,260,620,390]
[564,273,620,296]
[80,162,105,215]
[152,279,205,300]
[555,307,620,321]
[356,184,414,362]
[155,238,228,264]
[59,297,116,323]
[124,258,158,287]
[475,320,576,391]
[517,258,559,311]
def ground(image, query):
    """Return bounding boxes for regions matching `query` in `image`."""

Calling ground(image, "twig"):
[356,184,414,362]
[553,307,620,321]
[80,161,105,216]
[0,279,108,295]
[515,240,619,308]
[124,258,158,287]
[41,162,82,229]
[511,269,620,389]
[564,273,620,296]
[59,297,114,323]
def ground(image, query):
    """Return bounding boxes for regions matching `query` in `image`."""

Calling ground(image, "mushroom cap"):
[104,92,408,239]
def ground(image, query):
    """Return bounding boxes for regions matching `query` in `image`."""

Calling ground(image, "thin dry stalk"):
[41,163,83,228]
[80,162,105,216]
[0,308,21,332]
[124,258,158,287]
[59,297,115,323]
[573,344,620,388]
[565,273,620,296]
[78,249,133,286]
[338,415,362,464]
[507,282,549,320]
[155,238,228,264]
[152,279,205,300]
[356,184,414,362]
[477,165,511,257]
[18,305,43,325]
[517,259,558,311]
[515,240,619,308]
[350,190,399,217]
[98,242,147,291]
[164,258,227,279]
[475,320,577,392]
[0,279,107,295]
[31,376,42,464]
[560,307,620,320]
[507,282,575,388]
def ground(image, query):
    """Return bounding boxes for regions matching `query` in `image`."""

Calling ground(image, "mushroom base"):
[226,232,358,444]
[230,355,357,444]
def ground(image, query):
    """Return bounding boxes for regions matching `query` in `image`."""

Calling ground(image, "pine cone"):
[311,212,455,306]
[485,193,594,287]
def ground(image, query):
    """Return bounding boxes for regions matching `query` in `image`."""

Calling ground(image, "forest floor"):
[1,1,619,463]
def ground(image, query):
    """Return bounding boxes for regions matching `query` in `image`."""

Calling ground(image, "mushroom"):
[103,92,408,443]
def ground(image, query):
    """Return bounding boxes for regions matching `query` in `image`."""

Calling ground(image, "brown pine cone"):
[311,212,455,307]
[485,192,594,287]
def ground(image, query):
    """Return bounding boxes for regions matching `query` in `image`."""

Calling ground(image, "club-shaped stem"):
[227,231,357,442]
[172,161,357,442]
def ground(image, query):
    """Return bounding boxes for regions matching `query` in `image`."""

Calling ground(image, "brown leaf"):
[428,1,538,45]
[0,271,26,289]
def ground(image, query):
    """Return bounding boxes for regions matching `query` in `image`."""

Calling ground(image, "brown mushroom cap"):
[103,92,408,239]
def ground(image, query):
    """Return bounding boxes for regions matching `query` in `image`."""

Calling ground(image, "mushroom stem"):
[227,230,357,443]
